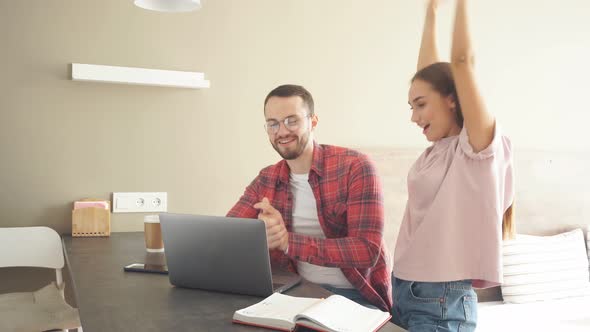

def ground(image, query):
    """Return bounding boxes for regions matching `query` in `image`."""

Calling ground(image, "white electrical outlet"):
[112,192,168,213]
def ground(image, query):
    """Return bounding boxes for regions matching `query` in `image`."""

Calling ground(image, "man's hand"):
[253,197,289,252]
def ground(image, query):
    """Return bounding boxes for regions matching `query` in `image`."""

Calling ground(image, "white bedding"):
[477,296,590,332]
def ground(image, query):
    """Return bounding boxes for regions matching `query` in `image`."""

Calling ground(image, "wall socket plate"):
[112,192,168,213]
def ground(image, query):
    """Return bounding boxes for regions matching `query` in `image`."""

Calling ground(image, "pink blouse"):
[393,126,514,288]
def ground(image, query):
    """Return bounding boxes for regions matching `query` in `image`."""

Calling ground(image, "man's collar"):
[310,141,324,178]
[277,141,324,183]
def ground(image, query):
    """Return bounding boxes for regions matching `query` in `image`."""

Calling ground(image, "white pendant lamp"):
[134,0,201,13]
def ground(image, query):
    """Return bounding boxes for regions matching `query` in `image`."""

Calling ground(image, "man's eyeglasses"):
[264,114,311,134]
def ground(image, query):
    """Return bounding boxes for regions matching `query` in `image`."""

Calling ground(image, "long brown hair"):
[412,62,464,128]
[502,203,516,240]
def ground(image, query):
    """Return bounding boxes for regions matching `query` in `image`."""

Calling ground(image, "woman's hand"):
[417,0,443,70]
[427,0,440,11]
[450,0,495,152]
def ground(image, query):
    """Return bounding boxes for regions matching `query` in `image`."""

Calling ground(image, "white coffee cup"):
[144,215,164,253]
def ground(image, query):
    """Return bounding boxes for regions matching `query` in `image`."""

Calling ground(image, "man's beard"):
[271,131,311,160]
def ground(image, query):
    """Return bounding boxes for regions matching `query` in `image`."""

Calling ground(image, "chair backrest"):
[0,227,64,269]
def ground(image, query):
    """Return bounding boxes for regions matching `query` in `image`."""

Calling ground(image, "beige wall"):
[1,0,589,234]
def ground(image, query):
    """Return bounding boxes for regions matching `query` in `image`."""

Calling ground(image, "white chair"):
[0,226,82,332]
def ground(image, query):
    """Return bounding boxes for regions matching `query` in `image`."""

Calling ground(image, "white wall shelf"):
[71,63,210,89]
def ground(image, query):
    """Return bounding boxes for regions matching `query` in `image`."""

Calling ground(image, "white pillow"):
[587,230,590,277]
[501,229,590,303]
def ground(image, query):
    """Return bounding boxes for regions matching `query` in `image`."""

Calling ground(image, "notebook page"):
[234,293,321,329]
[295,295,390,332]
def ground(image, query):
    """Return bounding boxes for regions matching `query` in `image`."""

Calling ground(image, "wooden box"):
[72,200,111,237]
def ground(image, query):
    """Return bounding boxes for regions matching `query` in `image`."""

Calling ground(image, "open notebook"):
[233,293,391,332]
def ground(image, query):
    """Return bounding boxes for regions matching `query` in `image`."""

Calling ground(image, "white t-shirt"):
[290,172,354,289]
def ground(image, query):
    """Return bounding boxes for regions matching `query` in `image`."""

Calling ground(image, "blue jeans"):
[391,276,477,332]
[320,285,378,309]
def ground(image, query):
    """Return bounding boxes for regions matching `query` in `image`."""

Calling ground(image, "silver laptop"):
[159,213,301,297]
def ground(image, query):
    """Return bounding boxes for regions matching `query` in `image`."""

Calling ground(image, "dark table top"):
[63,232,404,332]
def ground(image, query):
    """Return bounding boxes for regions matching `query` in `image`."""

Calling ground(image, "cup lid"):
[144,215,160,223]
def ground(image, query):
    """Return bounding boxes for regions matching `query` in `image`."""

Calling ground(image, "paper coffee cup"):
[144,215,164,253]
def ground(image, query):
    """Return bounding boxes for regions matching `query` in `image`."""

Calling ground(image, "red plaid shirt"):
[227,142,392,311]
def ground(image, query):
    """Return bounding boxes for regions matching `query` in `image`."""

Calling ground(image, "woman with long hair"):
[391,0,515,330]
